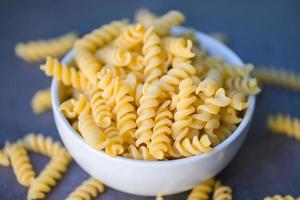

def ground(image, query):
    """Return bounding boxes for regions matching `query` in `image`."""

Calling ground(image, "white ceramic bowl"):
[51,27,255,196]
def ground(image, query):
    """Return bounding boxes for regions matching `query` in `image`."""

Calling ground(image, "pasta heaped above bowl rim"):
[51,26,256,165]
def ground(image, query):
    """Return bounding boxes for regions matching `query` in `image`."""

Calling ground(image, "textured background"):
[0,0,300,199]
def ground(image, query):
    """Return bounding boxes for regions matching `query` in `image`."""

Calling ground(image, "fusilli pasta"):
[96,46,132,67]
[212,181,232,200]
[264,195,299,200]
[162,37,195,59]
[187,178,215,200]
[31,88,51,114]
[0,149,9,167]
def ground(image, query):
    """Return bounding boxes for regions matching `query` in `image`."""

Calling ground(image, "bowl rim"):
[51,27,256,167]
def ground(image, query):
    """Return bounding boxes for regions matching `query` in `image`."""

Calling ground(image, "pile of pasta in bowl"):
[41,10,260,161]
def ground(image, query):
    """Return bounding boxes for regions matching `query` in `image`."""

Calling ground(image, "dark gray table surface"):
[1,0,300,199]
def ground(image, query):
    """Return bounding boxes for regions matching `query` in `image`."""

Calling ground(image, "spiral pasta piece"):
[5,142,36,187]
[160,58,196,94]
[176,134,212,157]
[152,10,185,36]
[172,78,197,143]
[15,32,77,62]
[103,123,124,157]
[135,9,158,26]
[66,177,105,200]
[142,26,163,83]
[220,107,242,124]
[127,53,145,72]
[214,123,237,145]
[228,90,250,111]
[267,114,300,140]
[212,181,232,200]
[59,99,77,119]
[72,95,91,116]
[96,46,132,67]
[41,57,92,91]
[74,20,127,51]
[0,149,9,167]
[78,113,107,149]
[156,195,164,200]
[162,37,195,59]
[149,100,173,159]
[114,24,145,50]
[123,144,154,160]
[196,69,223,97]
[75,49,102,84]
[27,151,71,199]
[23,133,67,157]
[31,88,52,114]
[253,67,300,91]
[187,178,215,200]
[135,82,161,146]
[264,195,299,200]
[225,77,260,95]
[89,87,112,128]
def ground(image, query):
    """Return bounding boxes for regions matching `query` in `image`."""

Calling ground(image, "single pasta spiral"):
[172,78,197,143]
[96,46,132,67]
[89,87,112,128]
[196,69,223,97]
[228,90,250,111]
[74,20,127,51]
[213,181,232,200]
[31,88,52,114]
[142,26,163,83]
[78,113,107,149]
[66,177,104,200]
[267,114,300,140]
[75,49,102,84]
[135,82,161,146]
[15,32,77,62]
[253,67,300,91]
[5,142,36,187]
[123,144,155,160]
[103,124,124,157]
[152,10,185,36]
[114,77,137,141]
[225,77,260,95]
[41,57,92,91]
[149,100,173,159]
[114,23,145,50]
[187,178,215,200]
[162,37,195,59]
[27,151,71,200]
[23,133,67,157]
[264,195,299,200]
[160,59,196,94]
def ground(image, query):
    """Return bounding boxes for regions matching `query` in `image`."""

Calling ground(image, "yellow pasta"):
[31,88,51,114]
[5,142,36,187]
[152,10,185,36]
[225,77,260,95]
[135,9,158,26]
[156,195,164,200]
[74,20,127,51]
[78,112,107,149]
[253,67,300,91]
[214,123,236,146]
[23,133,66,157]
[0,149,9,167]
[162,37,195,59]
[196,69,223,97]
[66,177,105,200]
[114,24,145,50]
[72,95,92,116]
[123,145,155,161]
[160,58,196,94]
[149,100,173,159]
[27,151,71,199]
[89,87,112,128]
[187,178,215,200]
[267,114,300,140]
[142,26,163,83]
[135,82,161,146]
[227,90,250,111]
[127,53,144,72]
[220,107,242,124]
[96,46,132,67]
[103,123,124,157]
[212,181,232,200]
[75,49,102,84]
[59,99,77,119]
[41,57,92,91]
[264,195,299,200]
[15,32,77,62]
